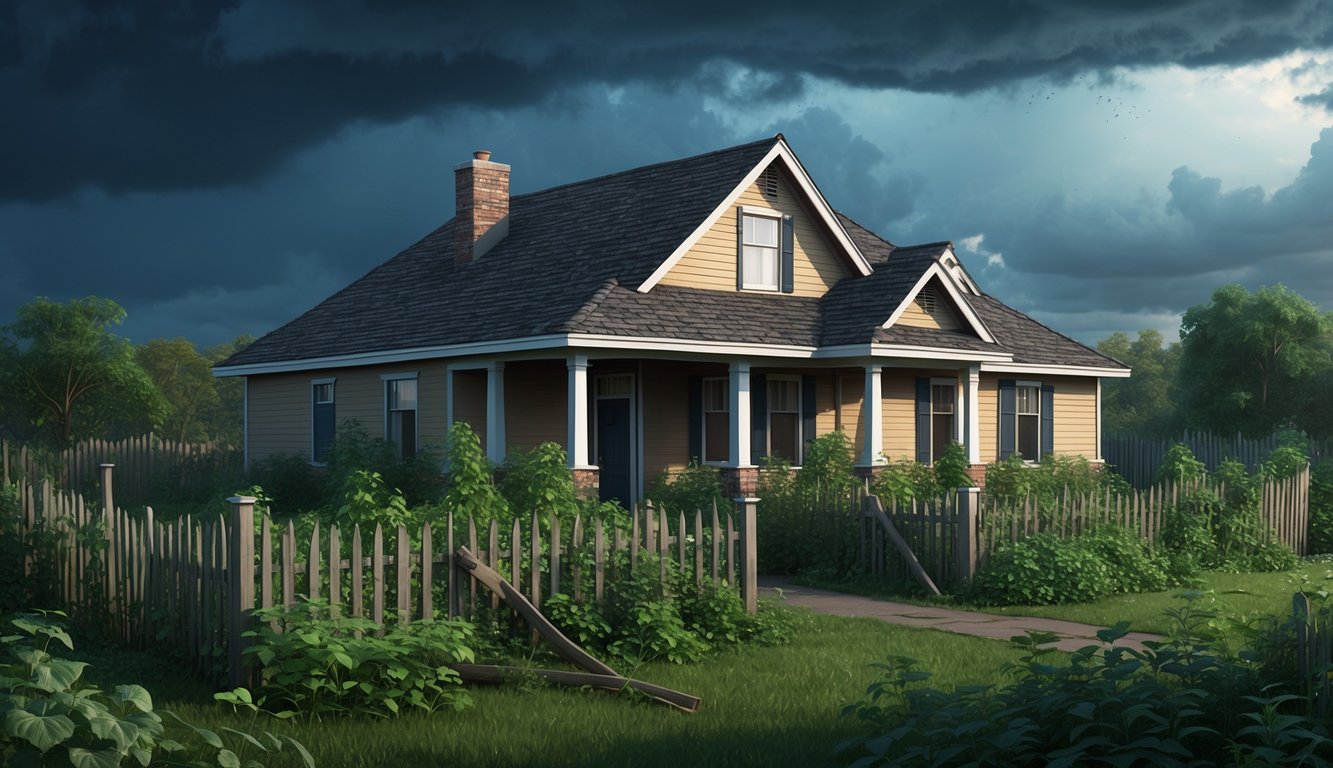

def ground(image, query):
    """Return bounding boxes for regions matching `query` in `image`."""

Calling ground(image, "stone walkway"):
[759,577,1161,652]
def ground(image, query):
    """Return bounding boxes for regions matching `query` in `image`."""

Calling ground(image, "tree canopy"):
[1096,329,1180,437]
[0,296,164,448]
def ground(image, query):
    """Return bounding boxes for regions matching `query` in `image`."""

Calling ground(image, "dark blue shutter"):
[736,207,746,291]
[313,400,334,464]
[688,376,703,463]
[750,373,768,465]
[998,379,1017,460]
[780,215,795,294]
[801,374,816,463]
[1041,384,1055,459]
[915,378,931,464]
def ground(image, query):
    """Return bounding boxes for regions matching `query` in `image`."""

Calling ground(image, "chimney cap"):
[473,150,492,161]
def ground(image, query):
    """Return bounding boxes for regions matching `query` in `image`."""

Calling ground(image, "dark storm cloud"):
[5,0,1333,202]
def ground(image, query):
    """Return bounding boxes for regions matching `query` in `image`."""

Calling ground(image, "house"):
[214,135,1129,502]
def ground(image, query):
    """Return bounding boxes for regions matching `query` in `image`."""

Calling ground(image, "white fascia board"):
[636,140,872,293]
[881,261,996,344]
[815,344,1013,364]
[212,334,571,377]
[980,362,1133,378]
[567,334,818,359]
[940,245,982,295]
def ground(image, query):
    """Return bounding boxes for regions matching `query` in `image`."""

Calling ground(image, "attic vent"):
[759,167,779,201]
[915,288,937,315]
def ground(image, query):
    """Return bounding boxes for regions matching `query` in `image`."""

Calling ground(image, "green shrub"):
[971,533,1116,605]
[500,442,579,524]
[1156,442,1207,485]
[442,422,508,525]
[330,469,413,530]
[0,484,26,616]
[1078,525,1169,593]
[1308,459,1333,554]
[838,602,1333,767]
[757,432,861,576]
[252,452,328,516]
[647,461,725,516]
[866,459,935,505]
[1160,489,1216,580]
[245,599,475,719]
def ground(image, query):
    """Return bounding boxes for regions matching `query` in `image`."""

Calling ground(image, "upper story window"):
[741,212,780,291]
[384,374,418,460]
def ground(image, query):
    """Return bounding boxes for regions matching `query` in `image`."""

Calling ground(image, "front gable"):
[882,257,996,344]
[637,138,871,296]
[655,163,850,296]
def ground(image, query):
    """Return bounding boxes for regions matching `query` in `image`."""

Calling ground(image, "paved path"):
[760,577,1161,652]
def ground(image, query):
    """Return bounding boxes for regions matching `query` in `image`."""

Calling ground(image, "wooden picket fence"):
[1,434,237,507]
[11,470,758,686]
[863,466,1310,589]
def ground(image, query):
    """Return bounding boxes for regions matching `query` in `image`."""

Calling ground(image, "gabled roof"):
[218,137,1126,376]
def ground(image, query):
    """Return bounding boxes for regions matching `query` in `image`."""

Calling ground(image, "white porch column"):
[485,361,506,464]
[964,364,981,464]
[859,364,885,466]
[729,361,753,467]
[567,355,593,469]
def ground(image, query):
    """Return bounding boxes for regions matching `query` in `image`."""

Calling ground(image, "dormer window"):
[738,207,794,293]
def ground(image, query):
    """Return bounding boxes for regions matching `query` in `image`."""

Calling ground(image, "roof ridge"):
[834,210,896,249]
[511,136,777,202]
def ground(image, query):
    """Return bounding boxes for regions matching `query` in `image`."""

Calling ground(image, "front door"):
[595,374,634,506]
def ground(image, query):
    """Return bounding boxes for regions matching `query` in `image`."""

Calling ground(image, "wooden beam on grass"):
[450,663,701,714]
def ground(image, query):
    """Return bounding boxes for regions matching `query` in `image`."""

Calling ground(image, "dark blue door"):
[597,398,632,506]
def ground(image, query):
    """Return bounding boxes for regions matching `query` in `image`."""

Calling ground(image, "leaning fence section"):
[11,473,757,685]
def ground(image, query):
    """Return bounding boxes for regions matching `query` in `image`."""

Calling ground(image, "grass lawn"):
[73,609,1031,768]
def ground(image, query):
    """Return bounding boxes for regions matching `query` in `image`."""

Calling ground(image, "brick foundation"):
[966,464,987,487]
[571,468,600,499]
[719,466,759,498]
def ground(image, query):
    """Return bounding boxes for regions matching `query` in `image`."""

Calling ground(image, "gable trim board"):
[636,140,872,293]
[980,362,1130,378]
[882,260,995,344]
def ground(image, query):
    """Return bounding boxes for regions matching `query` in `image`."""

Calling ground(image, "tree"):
[1097,329,1181,436]
[137,338,218,443]
[203,335,253,445]
[0,296,164,448]
[1177,284,1333,437]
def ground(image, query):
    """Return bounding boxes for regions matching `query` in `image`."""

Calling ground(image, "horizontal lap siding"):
[978,375,999,464]
[881,370,916,461]
[838,375,864,456]
[813,371,838,439]
[451,370,487,448]
[658,166,849,296]
[248,374,309,466]
[895,279,963,331]
[1052,378,1097,457]
[505,360,568,452]
[642,361,721,479]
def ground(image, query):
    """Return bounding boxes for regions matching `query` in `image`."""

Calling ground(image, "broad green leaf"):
[67,746,124,768]
[221,727,266,751]
[217,747,242,768]
[5,708,76,751]
[32,659,88,692]
[113,684,153,712]
[286,735,317,768]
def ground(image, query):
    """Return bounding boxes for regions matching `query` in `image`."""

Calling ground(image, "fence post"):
[956,487,981,583]
[227,495,256,689]
[99,464,117,620]
[734,496,759,615]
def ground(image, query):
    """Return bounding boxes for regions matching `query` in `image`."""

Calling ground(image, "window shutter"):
[801,374,816,463]
[736,207,746,292]
[313,402,335,463]
[751,372,768,465]
[998,379,1016,460]
[1041,384,1055,459]
[780,214,795,294]
[688,376,703,463]
[915,377,931,464]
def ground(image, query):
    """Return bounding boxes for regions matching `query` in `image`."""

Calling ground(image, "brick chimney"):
[453,150,510,265]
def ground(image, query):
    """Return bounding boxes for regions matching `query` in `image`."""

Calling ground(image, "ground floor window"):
[768,376,801,463]
[312,379,335,465]
[702,377,729,463]
[930,382,955,462]
[385,376,418,460]
[999,379,1053,461]
[1015,384,1040,460]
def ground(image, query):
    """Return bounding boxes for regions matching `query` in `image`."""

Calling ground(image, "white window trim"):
[766,374,802,466]
[701,376,730,466]
[382,372,420,457]
[739,207,784,293]
[310,377,336,467]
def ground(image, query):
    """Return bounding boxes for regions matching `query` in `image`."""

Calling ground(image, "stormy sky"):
[4,0,1333,348]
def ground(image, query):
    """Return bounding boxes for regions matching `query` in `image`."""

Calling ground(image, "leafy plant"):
[499,442,579,525]
[647,461,725,517]
[330,469,413,530]
[1157,442,1207,485]
[971,532,1115,605]
[244,599,475,719]
[442,423,507,525]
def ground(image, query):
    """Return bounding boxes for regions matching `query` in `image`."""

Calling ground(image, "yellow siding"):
[894,278,964,331]
[658,163,850,296]
[504,360,568,452]
[246,362,447,466]
[247,373,309,466]
[812,371,838,440]
[642,361,723,479]
[881,370,917,461]
[1052,378,1098,457]
[978,375,998,464]
[838,374,865,458]
[451,369,488,448]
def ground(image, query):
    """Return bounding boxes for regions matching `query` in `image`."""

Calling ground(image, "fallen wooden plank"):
[454,546,617,677]
[451,663,701,713]
[865,496,942,596]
